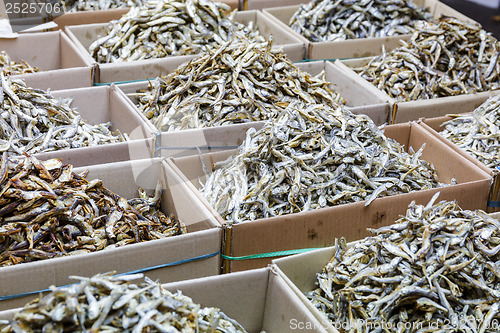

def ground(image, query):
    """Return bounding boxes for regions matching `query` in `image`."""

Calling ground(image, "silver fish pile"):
[58,0,143,11]
[289,0,433,42]
[131,37,345,132]
[307,195,500,332]
[0,51,38,76]
[354,18,500,102]
[200,101,442,224]
[440,95,500,169]
[0,272,248,332]
[0,153,186,267]
[0,77,124,155]
[89,0,261,63]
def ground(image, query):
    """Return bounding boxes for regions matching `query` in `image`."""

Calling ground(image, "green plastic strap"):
[297,58,351,63]
[94,79,150,86]
[221,248,321,261]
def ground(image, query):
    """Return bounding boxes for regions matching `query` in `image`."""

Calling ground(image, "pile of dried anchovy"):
[0,77,124,155]
[354,18,500,101]
[131,37,345,131]
[89,0,261,63]
[289,0,433,42]
[0,51,38,76]
[0,273,247,332]
[0,153,186,267]
[440,95,500,168]
[58,0,143,12]
[307,195,500,332]
[200,101,441,223]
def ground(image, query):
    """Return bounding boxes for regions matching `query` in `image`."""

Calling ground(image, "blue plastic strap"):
[0,251,220,301]
[488,201,500,208]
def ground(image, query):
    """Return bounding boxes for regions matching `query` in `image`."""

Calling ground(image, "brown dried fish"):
[0,51,38,76]
[0,153,185,267]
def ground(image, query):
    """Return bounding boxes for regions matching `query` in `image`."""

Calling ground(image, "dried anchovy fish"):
[200,101,442,224]
[0,272,247,332]
[58,0,143,12]
[289,0,433,42]
[0,153,186,267]
[131,37,345,132]
[0,51,39,76]
[307,195,500,332]
[0,77,124,155]
[440,95,500,169]
[354,18,500,101]
[89,0,262,63]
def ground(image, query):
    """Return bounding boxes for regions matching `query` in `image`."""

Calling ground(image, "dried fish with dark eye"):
[89,0,263,63]
[0,153,186,267]
[289,0,433,42]
[0,76,124,155]
[439,95,500,169]
[307,195,500,332]
[200,101,443,224]
[0,272,248,332]
[56,0,143,12]
[130,36,345,132]
[354,18,500,101]
[0,51,39,76]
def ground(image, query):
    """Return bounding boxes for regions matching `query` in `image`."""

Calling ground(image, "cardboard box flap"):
[60,31,90,68]
[14,67,92,91]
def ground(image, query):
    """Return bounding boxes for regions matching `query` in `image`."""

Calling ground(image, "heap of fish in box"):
[89,0,263,62]
[439,95,500,169]
[200,99,444,223]
[131,36,345,131]
[0,52,38,76]
[289,0,433,42]
[354,18,500,101]
[307,194,500,332]
[0,273,248,332]
[0,75,125,155]
[0,153,185,267]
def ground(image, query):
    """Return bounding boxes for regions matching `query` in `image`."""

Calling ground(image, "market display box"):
[419,113,500,213]
[262,0,475,60]
[14,85,156,168]
[52,0,238,30]
[64,9,306,70]
[0,158,221,311]
[337,57,500,124]
[165,122,492,273]
[0,267,327,332]
[243,0,308,10]
[4,0,48,33]
[0,31,92,90]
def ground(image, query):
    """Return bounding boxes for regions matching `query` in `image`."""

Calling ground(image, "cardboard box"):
[337,57,500,124]
[244,0,308,10]
[0,31,92,90]
[4,0,48,33]
[14,85,156,168]
[165,122,492,273]
[0,267,328,332]
[52,0,239,30]
[262,0,476,60]
[0,158,221,311]
[64,9,306,68]
[419,114,500,213]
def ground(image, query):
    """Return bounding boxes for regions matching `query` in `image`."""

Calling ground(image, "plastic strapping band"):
[298,58,350,63]
[0,251,220,302]
[497,166,500,172]
[155,145,240,151]
[488,201,500,208]
[221,248,321,261]
[94,79,149,86]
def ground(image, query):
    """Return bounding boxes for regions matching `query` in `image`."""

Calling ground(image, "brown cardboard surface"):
[244,0,308,10]
[0,31,87,69]
[65,9,306,69]
[166,122,492,272]
[13,85,156,167]
[0,158,221,311]
[0,267,327,332]
[14,67,92,90]
[263,0,475,60]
